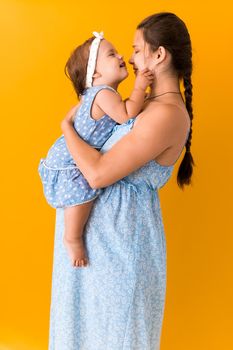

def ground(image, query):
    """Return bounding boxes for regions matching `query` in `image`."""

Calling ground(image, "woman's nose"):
[128,56,133,64]
[118,54,123,60]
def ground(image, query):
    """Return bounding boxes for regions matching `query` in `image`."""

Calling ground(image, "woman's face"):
[128,29,156,75]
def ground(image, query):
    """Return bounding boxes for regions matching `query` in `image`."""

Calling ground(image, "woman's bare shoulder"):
[133,102,188,134]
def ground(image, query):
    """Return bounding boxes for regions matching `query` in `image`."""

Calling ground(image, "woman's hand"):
[61,103,80,131]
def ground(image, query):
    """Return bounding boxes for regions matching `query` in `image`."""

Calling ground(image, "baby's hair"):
[64,36,95,100]
[137,12,195,189]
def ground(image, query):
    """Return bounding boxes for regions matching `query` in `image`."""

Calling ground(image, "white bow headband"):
[85,31,104,88]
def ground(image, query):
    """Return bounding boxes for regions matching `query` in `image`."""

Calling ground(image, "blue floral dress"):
[38,84,118,208]
[48,117,188,350]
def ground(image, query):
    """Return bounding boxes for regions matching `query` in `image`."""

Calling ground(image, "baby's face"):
[94,39,129,84]
[128,29,156,75]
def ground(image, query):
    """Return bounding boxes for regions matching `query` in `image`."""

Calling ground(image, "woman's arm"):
[61,104,180,189]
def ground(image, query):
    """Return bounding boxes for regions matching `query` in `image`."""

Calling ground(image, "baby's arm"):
[94,68,154,124]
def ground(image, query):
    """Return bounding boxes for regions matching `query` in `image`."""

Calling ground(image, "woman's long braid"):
[177,72,195,188]
[183,74,193,153]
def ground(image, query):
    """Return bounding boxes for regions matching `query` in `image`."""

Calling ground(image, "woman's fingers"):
[64,104,79,123]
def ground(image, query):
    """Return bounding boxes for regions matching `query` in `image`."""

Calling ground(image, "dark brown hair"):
[64,36,95,99]
[137,12,195,189]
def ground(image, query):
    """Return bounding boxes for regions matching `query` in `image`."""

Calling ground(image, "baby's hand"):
[134,68,154,91]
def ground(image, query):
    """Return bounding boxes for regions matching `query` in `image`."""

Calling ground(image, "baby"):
[38,31,153,268]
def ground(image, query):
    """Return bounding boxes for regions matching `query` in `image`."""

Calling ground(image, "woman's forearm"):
[61,120,102,188]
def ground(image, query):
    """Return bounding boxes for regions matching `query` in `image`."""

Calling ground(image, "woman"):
[48,12,194,350]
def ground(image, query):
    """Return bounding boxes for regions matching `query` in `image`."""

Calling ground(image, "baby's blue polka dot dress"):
[38,84,118,208]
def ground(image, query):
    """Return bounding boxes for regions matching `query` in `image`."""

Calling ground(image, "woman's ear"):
[155,46,166,62]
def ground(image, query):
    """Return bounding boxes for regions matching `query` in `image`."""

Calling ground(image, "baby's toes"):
[72,259,76,267]
[74,259,80,267]
[75,259,84,268]
[73,258,88,268]
[80,258,87,267]
[79,258,88,267]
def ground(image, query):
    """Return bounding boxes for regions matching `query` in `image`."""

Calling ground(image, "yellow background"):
[0,0,232,349]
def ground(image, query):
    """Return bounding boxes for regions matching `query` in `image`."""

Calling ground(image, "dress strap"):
[85,84,119,117]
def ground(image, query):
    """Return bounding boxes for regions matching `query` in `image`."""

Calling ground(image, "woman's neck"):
[148,72,181,97]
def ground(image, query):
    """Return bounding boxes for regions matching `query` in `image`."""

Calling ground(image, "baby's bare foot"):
[63,235,89,268]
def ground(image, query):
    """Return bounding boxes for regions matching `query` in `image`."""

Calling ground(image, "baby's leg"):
[63,201,94,268]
